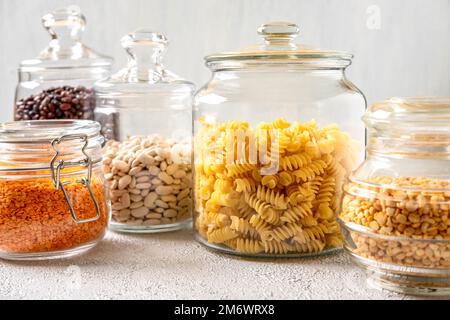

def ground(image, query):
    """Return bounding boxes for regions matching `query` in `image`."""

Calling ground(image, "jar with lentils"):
[95,29,194,233]
[0,120,110,260]
[14,7,112,121]
[339,98,450,296]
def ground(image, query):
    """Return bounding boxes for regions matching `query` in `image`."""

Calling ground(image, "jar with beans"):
[339,98,450,296]
[14,7,112,121]
[95,29,195,233]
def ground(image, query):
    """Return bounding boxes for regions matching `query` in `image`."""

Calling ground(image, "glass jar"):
[340,97,450,296]
[95,29,194,233]
[14,6,112,121]
[193,21,366,257]
[0,120,109,260]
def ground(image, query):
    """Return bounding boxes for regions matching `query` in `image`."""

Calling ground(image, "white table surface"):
[0,229,438,300]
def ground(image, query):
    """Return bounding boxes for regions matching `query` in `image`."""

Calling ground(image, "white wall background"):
[0,0,449,122]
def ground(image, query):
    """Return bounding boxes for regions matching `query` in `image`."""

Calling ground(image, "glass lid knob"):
[42,6,86,42]
[120,29,170,82]
[121,29,168,65]
[257,21,300,46]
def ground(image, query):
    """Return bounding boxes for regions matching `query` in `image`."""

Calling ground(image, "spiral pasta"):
[234,238,264,254]
[230,216,259,239]
[256,186,288,210]
[195,117,360,255]
[280,153,312,171]
[292,239,326,253]
[207,227,238,244]
[263,240,292,254]
[234,178,258,193]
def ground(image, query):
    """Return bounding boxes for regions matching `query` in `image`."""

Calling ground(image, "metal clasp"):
[50,133,101,224]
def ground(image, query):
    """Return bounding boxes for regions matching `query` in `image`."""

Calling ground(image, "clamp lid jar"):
[340,97,450,295]
[0,120,110,260]
[95,29,194,233]
[14,6,113,121]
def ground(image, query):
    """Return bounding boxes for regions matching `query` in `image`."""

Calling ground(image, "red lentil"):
[0,176,108,253]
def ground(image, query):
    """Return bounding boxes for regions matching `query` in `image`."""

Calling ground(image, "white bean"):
[136,182,152,189]
[144,192,158,208]
[112,159,130,172]
[164,209,178,218]
[156,186,173,195]
[130,201,144,209]
[131,207,149,218]
[146,213,163,219]
[144,219,161,225]
[118,175,132,190]
[155,199,169,209]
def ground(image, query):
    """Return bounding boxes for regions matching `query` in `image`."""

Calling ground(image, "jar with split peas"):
[14,7,112,121]
[0,120,109,260]
[95,29,195,233]
[339,97,450,296]
[193,21,366,257]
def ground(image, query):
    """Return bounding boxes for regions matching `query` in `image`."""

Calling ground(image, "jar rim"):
[339,219,450,244]
[0,120,101,143]
[0,120,103,175]
[205,57,352,71]
[363,97,450,128]
[205,52,353,65]
[347,175,450,194]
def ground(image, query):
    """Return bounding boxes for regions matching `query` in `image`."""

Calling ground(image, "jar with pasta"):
[0,120,109,260]
[339,97,450,295]
[95,29,194,233]
[193,21,366,257]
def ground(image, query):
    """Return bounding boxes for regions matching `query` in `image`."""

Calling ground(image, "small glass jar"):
[95,29,195,233]
[14,6,112,121]
[340,97,450,296]
[0,120,110,260]
[193,21,366,257]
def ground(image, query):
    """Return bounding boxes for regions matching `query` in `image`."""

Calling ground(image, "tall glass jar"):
[193,21,366,257]
[95,29,194,233]
[14,6,112,121]
[340,97,450,295]
[0,120,110,260]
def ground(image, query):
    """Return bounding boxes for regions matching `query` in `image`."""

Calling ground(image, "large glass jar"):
[340,97,450,296]
[14,6,112,121]
[95,29,194,233]
[193,21,366,257]
[0,120,110,260]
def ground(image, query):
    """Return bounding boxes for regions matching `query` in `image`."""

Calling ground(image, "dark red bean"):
[60,103,72,111]
[14,86,95,121]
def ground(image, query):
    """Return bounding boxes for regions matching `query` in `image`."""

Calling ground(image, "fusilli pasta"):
[195,117,360,255]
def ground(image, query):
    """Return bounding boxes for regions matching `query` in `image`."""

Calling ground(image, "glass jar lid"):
[205,21,353,67]
[363,97,450,130]
[19,6,112,71]
[95,28,194,95]
[0,120,103,172]
[0,119,101,143]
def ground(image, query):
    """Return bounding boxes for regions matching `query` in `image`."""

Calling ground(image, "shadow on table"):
[2,227,351,268]
[1,228,196,267]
